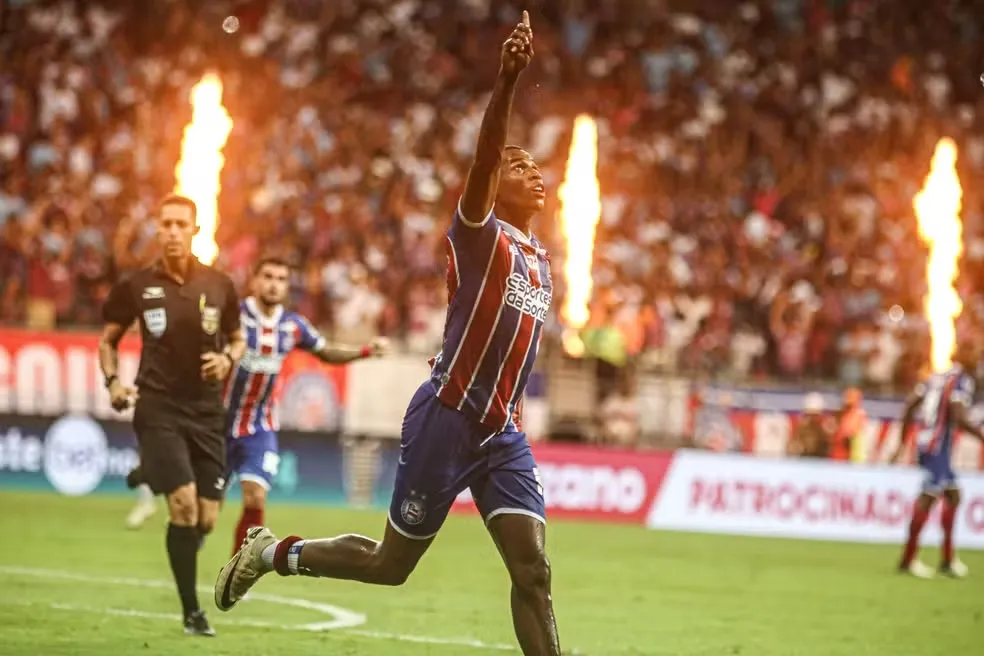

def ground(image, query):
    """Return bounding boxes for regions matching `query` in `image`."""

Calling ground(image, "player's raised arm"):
[458,10,533,226]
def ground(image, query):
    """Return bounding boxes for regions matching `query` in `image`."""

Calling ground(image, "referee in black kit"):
[98,194,245,636]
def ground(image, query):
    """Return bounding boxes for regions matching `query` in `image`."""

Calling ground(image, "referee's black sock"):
[166,523,200,617]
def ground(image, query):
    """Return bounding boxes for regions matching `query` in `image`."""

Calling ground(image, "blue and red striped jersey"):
[914,365,976,459]
[224,296,325,438]
[428,202,553,434]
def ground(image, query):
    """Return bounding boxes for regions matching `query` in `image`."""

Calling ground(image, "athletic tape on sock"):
[286,540,307,575]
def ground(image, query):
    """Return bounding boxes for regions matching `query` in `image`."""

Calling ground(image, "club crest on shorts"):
[143,308,167,337]
[400,491,427,526]
[201,306,220,335]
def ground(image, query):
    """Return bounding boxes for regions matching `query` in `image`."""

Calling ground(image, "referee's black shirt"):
[102,259,240,408]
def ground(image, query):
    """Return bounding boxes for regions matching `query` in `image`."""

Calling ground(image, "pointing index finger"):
[522,10,530,27]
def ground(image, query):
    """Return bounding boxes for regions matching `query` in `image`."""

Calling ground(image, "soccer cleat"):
[940,559,970,579]
[899,560,935,579]
[124,499,157,530]
[183,610,216,637]
[214,526,277,611]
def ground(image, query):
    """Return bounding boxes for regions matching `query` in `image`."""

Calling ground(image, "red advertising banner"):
[0,328,346,431]
[453,442,674,523]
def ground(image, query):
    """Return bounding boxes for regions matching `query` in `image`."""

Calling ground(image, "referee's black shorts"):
[133,392,226,500]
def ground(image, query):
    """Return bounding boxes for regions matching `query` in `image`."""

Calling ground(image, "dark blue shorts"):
[226,430,280,490]
[388,382,546,540]
[918,450,957,495]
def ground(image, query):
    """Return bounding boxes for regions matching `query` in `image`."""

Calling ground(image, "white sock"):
[137,483,154,504]
[261,540,307,573]
[261,543,276,569]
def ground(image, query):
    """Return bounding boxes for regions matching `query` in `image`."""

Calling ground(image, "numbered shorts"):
[388,383,546,540]
[226,430,280,490]
[918,451,958,495]
[133,393,226,501]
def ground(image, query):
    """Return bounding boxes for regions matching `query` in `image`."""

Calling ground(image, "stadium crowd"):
[3,0,984,392]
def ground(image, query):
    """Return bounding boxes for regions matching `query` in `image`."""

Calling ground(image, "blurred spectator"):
[787,393,833,459]
[1,0,982,394]
[831,387,869,462]
[597,374,640,448]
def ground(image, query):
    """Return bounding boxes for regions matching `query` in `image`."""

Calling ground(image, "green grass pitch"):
[0,491,980,655]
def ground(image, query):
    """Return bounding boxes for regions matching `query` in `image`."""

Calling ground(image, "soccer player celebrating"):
[215,12,562,654]
[892,340,984,578]
[100,194,246,636]
[225,255,388,556]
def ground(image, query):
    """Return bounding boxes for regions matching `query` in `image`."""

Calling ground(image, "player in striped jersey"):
[216,13,562,655]
[224,254,387,555]
[892,340,984,578]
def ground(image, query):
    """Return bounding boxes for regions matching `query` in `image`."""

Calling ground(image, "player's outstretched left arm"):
[458,10,533,225]
[315,337,389,365]
[951,397,984,444]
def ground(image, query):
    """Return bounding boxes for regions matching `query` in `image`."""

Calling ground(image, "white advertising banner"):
[647,450,984,550]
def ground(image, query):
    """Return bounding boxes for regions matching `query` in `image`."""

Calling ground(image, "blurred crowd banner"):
[0,328,347,432]
[3,409,983,549]
[453,443,674,523]
[4,329,984,468]
[0,412,400,506]
[648,451,984,550]
[689,383,984,470]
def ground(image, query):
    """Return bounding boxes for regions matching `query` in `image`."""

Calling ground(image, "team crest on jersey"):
[201,306,220,335]
[143,308,167,337]
[400,491,427,526]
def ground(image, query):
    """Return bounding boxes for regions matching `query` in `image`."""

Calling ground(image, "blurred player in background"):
[215,13,562,655]
[225,254,387,555]
[892,340,984,578]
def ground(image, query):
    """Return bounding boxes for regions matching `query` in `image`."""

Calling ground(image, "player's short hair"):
[254,253,291,275]
[157,194,198,223]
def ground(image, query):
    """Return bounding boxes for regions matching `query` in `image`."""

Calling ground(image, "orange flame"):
[913,138,963,372]
[557,115,601,356]
[175,73,233,265]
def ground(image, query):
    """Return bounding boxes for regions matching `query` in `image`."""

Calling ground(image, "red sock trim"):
[273,536,303,576]
[900,506,931,567]
[243,507,264,528]
[941,503,957,565]
[232,508,266,557]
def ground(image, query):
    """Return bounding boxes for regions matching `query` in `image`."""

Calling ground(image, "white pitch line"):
[0,565,516,652]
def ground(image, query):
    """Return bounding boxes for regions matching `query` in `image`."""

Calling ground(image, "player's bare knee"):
[510,552,551,599]
[373,560,414,586]
[370,536,423,586]
[241,482,267,510]
[944,489,961,507]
